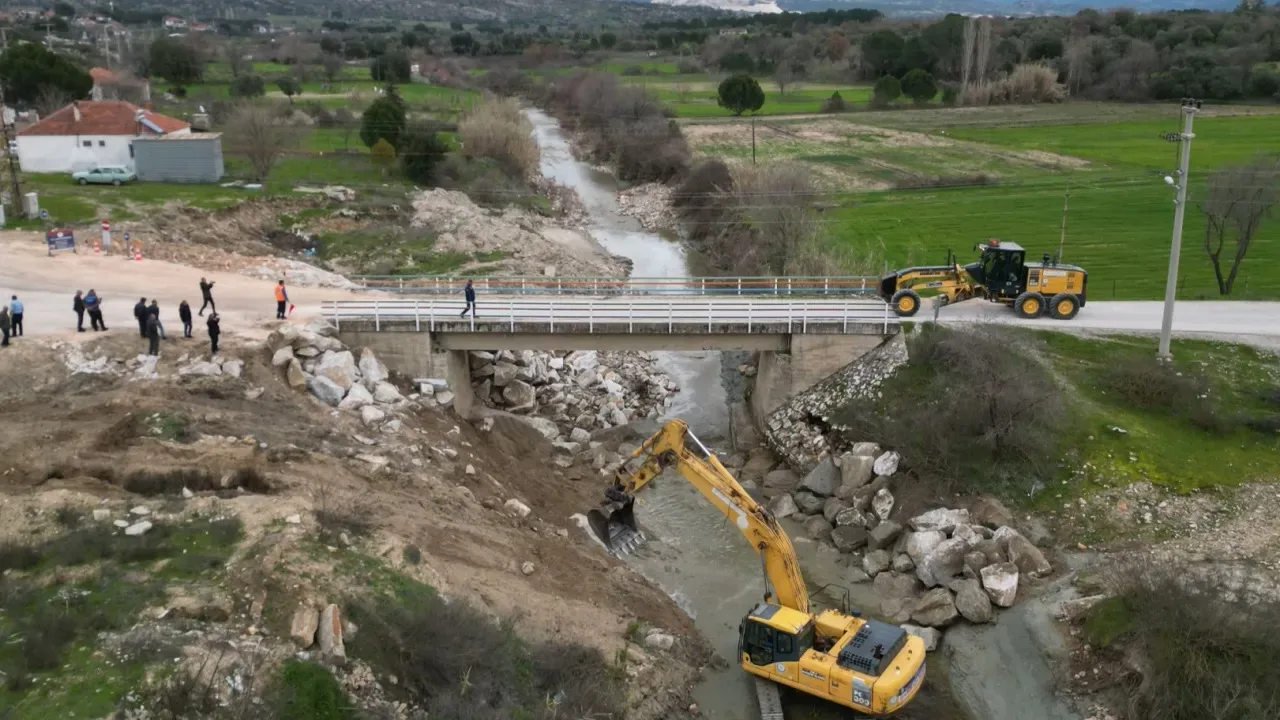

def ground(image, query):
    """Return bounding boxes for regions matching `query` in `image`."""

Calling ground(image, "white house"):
[16,101,190,173]
[163,15,186,29]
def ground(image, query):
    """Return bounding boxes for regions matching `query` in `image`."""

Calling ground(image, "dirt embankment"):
[0,332,710,716]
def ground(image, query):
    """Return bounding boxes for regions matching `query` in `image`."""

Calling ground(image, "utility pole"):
[0,84,24,219]
[1057,190,1069,261]
[751,117,756,165]
[1157,98,1200,359]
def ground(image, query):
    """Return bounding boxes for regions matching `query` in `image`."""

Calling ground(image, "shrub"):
[620,64,645,76]
[480,66,533,96]
[871,74,901,108]
[229,74,265,98]
[820,91,847,113]
[893,173,997,189]
[1086,566,1280,720]
[359,92,406,150]
[1098,355,1228,432]
[272,661,357,720]
[458,98,538,176]
[901,68,938,104]
[677,59,702,74]
[348,591,623,719]
[962,63,1065,106]
[834,325,1067,494]
[398,123,450,186]
[673,159,734,240]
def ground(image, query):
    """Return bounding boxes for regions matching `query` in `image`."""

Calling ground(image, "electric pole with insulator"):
[1158,98,1200,359]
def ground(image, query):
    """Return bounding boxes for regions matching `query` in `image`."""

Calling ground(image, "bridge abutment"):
[751,334,887,422]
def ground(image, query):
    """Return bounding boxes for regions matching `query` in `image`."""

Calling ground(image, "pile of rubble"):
[61,342,245,382]
[617,183,676,233]
[758,443,1051,647]
[268,320,444,431]
[763,335,908,471]
[466,349,677,435]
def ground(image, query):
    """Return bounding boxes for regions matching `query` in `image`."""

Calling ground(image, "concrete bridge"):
[322,295,900,421]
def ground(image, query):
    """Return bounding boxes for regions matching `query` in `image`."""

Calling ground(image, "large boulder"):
[873,451,900,477]
[338,382,375,410]
[792,491,825,515]
[995,527,1052,578]
[768,493,799,520]
[911,588,959,628]
[804,516,835,541]
[953,578,994,624]
[830,525,868,553]
[764,468,800,493]
[917,538,969,588]
[286,358,307,389]
[980,562,1020,608]
[316,350,359,390]
[839,453,875,492]
[360,405,387,426]
[822,497,848,524]
[867,520,903,551]
[798,458,841,497]
[862,549,892,577]
[358,348,389,384]
[834,507,865,528]
[901,624,942,652]
[892,554,915,573]
[272,346,295,367]
[849,442,881,457]
[872,488,895,521]
[469,351,495,369]
[909,508,971,534]
[969,497,1015,529]
[492,362,519,387]
[873,572,925,616]
[904,530,946,565]
[502,380,537,413]
[308,375,347,406]
[373,382,404,405]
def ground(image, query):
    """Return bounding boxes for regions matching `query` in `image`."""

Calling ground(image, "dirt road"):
[0,232,363,340]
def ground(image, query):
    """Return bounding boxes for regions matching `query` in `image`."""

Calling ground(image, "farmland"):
[675,100,1280,300]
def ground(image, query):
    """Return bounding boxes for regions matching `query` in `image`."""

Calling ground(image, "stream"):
[527,107,1082,720]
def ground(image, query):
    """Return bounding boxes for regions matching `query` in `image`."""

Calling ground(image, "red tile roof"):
[89,67,119,83]
[17,101,188,137]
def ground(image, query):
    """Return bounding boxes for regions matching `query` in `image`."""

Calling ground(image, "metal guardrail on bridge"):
[351,275,882,297]
[321,296,897,335]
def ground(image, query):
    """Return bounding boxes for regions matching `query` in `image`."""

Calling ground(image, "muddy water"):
[527,108,1077,720]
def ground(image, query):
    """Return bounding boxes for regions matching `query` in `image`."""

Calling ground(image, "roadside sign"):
[39,209,48,220]
[46,227,76,255]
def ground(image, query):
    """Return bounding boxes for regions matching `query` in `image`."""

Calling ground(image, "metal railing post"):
[429,297,435,331]
[707,300,712,332]
[843,301,849,333]
[415,298,420,332]
[788,302,792,333]
[802,302,808,332]
[747,301,752,333]
[668,301,673,333]
[469,303,475,331]
[509,299,514,332]
[883,300,889,334]
[331,303,340,331]
[701,278,705,296]
[549,300,554,333]
[589,300,594,334]
[374,300,380,332]
[737,277,742,296]
[628,298,633,333]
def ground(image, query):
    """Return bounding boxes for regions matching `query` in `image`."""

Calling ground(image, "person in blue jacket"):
[9,295,22,337]
[460,280,477,318]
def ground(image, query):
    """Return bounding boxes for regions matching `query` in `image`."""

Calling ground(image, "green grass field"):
[658,85,874,117]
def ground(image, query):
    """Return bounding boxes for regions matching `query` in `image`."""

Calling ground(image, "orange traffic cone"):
[93,239,101,254]
[132,245,143,262]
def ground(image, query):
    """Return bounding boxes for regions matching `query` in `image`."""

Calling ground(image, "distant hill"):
[659,0,1241,15]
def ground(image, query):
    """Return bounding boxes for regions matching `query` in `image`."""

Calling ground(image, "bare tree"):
[1201,154,1280,295]
[224,104,308,182]
[960,17,977,103]
[774,63,796,96]
[975,18,992,83]
[1065,37,1094,95]
[321,54,343,89]
[32,85,70,117]
[227,42,250,78]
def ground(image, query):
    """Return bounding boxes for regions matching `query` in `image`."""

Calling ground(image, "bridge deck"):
[322,296,899,337]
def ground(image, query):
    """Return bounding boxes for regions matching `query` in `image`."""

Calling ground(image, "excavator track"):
[754,677,785,720]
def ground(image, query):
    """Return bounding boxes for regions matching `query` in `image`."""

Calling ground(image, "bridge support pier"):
[446,350,481,421]
[751,334,886,423]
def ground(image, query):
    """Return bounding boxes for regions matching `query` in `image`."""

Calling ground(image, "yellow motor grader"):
[879,239,1088,320]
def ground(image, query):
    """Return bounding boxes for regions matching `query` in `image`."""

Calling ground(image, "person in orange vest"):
[274,280,290,320]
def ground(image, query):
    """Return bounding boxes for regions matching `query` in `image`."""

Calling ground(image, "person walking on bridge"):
[0,307,9,347]
[84,289,106,331]
[9,295,23,337]
[274,280,291,320]
[73,291,86,332]
[460,279,477,318]
[198,278,216,316]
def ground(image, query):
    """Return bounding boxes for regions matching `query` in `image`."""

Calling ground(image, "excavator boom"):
[588,419,810,614]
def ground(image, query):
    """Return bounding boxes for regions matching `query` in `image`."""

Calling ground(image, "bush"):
[871,74,901,108]
[359,91,406,150]
[272,661,356,720]
[398,123,450,186]
[1086,567,1280,720]
[480,66,533,96]
[962,63,1065,106]
[677,59,702,74]
[348,591,623,719]
[620,64,645,76]
[229,74,265,99]
[834,325,1067,494]
[893,173,997,189]
[1099,356,1226,432]
[673,159,734,240]
[458,98,538,177]
[820,91,847,113]
[901,68,938,104]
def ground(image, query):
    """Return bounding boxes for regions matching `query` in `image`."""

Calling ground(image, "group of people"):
[134,278,222,356]
[0,295,25,347]
[3,275,295,353]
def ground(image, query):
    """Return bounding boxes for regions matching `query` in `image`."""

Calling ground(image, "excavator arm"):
[588,420,810,615]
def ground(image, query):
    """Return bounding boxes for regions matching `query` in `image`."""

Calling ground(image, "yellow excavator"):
[588,420,926,716]
[879,239,1088,320]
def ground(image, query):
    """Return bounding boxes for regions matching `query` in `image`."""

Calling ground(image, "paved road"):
[933,299,1280,338]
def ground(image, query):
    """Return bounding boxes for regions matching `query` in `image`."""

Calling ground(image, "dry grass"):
[458,98,539,177]
[962,64,1066,107]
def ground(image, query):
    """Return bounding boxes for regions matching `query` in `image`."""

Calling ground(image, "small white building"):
[15,101,190,173]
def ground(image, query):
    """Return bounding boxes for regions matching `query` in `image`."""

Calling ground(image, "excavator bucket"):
[587,491,646,556]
